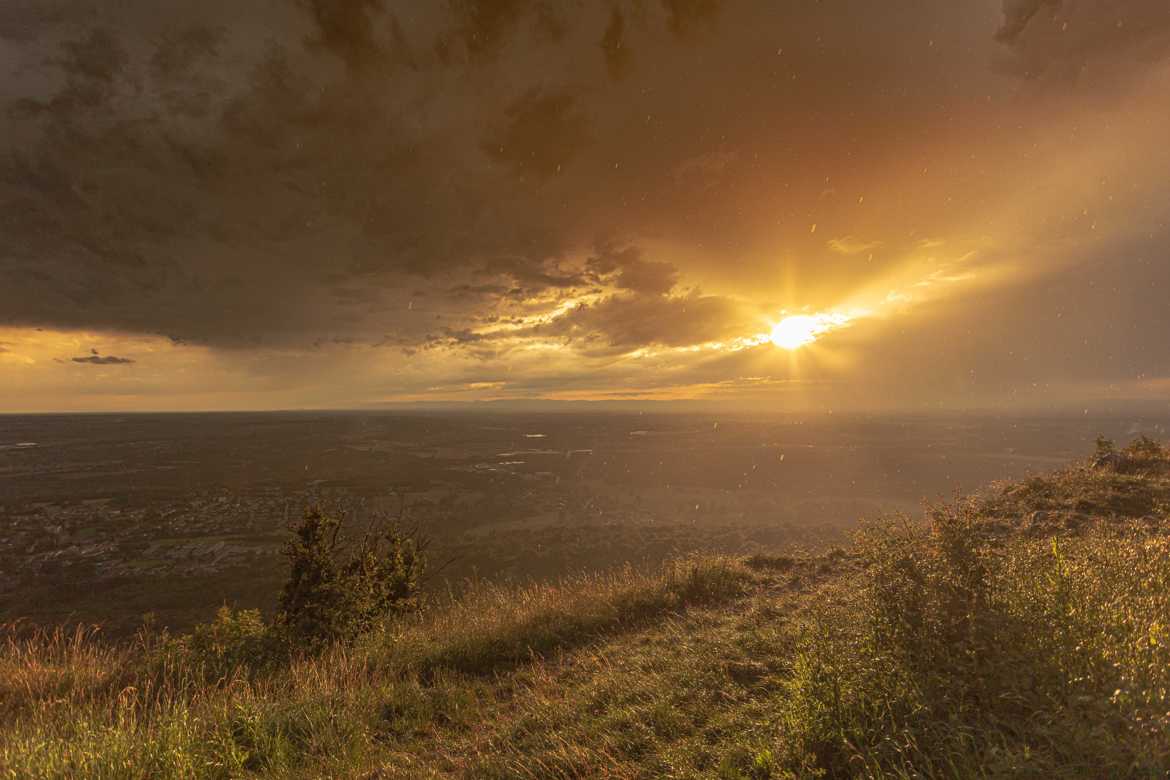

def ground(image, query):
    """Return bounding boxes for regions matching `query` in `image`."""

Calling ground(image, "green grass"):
[3,437,1170,778]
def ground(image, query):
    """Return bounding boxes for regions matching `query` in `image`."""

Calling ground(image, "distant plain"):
[2,410,1165,634]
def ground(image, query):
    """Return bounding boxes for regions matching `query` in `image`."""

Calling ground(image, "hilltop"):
[3,437,1170,778]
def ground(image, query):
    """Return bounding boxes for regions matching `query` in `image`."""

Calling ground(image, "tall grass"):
[0,557,753,779]
[774,510,1170,776]
[399,556,751,678]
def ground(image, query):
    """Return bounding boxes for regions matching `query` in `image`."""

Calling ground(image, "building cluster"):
[0,491,290,591]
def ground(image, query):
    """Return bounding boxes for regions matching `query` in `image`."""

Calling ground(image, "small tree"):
[277,507,424,647]
[1092,435,1121,471]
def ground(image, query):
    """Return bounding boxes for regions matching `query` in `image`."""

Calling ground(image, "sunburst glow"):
[769,313,856,350]
[770,316,822,349]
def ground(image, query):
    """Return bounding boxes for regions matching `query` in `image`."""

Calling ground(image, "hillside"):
[3,437,1170,778]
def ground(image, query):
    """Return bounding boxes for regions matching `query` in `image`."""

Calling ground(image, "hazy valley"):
[3,411,1163,635]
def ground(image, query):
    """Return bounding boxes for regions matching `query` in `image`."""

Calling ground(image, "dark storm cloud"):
[480,256,586,291]
[661,0,721,36]
[6,27,129,116]
[304,0,386,70]
[421,276,751,355]
[541,291,752,351]
[997,0,1170,81]
[614,259,678,297]
[58,27,127,84]
[587,245,678,296]
[442,0,719,62]
[151,26,222,80]
[600,8,630,80]
[485,87,590,179]
[447,0,540,60]
[2,0,983,350]
[997,0,1062,43]
[72,354,135,365]
[447,282,512,295]
[0,2,68,43]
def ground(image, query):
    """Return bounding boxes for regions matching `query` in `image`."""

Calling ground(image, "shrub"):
[185,606,281,680]
[1093,434,1168,476]
[1120,434,1169,475]
[1095,435,1117,462]
[276,507,424,648]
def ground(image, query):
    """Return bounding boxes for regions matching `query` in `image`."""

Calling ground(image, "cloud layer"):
[1,0,1169,410]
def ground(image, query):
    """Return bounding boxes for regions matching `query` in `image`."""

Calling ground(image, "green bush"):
[276,507,424,647]
[184,607,281,680]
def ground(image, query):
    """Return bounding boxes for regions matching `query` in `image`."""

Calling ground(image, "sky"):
[1,0,1169,412]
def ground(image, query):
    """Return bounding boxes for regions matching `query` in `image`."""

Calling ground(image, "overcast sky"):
[1,0,1169,412]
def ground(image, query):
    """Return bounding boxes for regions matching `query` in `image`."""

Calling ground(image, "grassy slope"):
[3,439,1170,778]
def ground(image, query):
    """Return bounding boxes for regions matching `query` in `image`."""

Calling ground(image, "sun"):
[765,310,864,351]
[770,315,823,350]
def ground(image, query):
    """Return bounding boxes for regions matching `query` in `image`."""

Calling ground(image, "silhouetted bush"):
[1094,434,1167,475]
[1121,434,1169,474]
[276,507,424,647]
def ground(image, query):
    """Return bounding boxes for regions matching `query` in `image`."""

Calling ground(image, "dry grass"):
[0,624,127,722]
[0,557,760,779]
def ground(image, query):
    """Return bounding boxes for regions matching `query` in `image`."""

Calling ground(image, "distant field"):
[1,410,1165,633]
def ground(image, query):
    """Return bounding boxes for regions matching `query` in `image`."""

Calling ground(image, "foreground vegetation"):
[3,437,1170,778]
